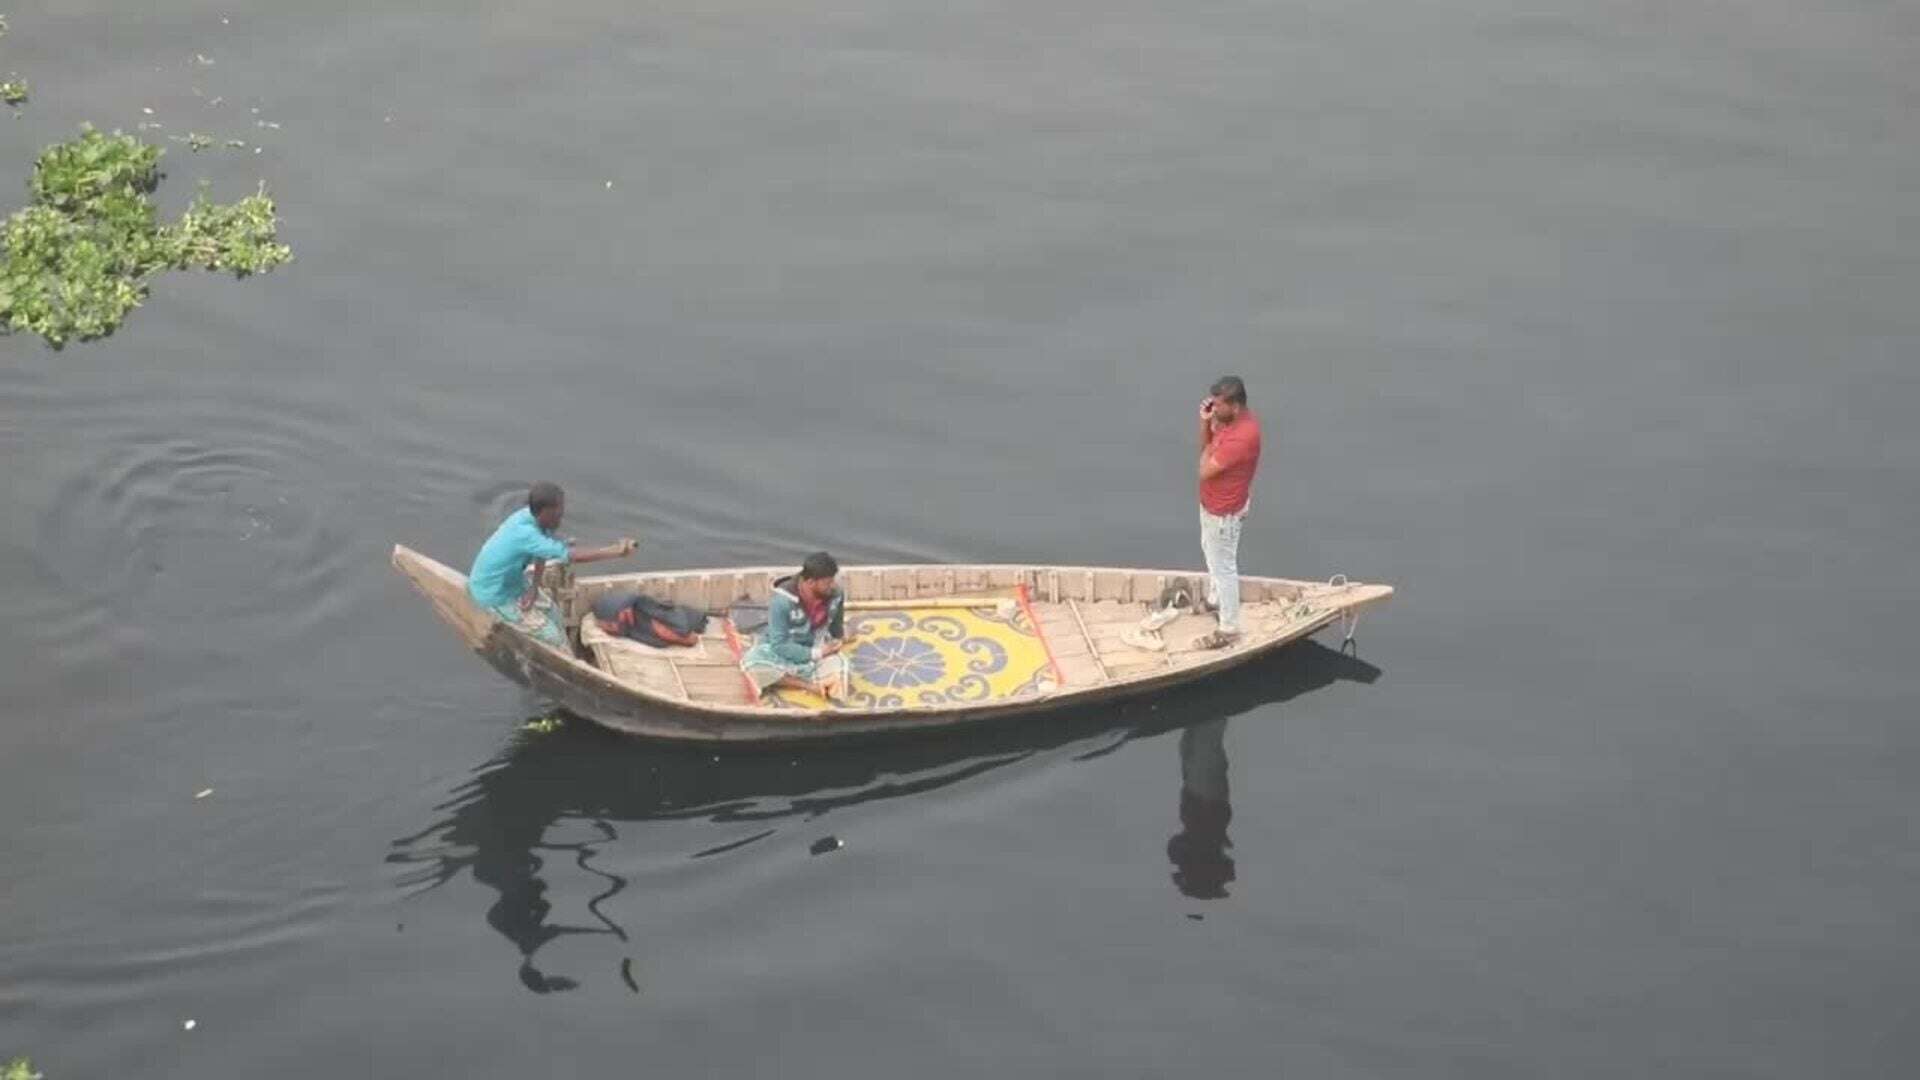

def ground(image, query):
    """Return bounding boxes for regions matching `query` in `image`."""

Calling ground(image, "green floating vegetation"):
[521,713,565,735]
[0,125,291,348]
[1,12,18,104]
[4,1058,44,1080]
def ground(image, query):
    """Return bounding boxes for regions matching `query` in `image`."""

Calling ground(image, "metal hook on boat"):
[1330,573,1357,646]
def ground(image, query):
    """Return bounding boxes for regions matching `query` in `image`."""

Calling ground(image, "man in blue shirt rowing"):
[467,481,636,649]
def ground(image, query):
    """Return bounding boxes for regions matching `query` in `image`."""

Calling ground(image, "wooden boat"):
[391,544,1392,742]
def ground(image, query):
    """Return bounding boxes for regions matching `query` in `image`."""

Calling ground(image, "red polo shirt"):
[1200,410,1261,515]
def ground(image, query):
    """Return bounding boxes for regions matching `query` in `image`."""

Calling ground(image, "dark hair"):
[1210,376,1248,405]
[528,481,565,516]
[799,551,839,581]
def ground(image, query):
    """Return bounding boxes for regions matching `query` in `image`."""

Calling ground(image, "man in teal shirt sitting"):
[468,481,636,649]
[739,552,851,702]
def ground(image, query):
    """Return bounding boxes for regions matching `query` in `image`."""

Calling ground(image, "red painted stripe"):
[1017,583,1068,688]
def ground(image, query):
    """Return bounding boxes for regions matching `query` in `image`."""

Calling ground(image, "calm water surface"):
[3,1,1917,1076]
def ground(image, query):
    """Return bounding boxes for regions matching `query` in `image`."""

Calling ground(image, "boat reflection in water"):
[389,640,1381,991]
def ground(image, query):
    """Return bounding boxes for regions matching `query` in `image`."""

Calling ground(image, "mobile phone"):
[1201,398,1215,415]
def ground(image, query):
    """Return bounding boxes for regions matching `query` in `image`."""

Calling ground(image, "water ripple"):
[4,883,342,1011]
[17,394,372,666]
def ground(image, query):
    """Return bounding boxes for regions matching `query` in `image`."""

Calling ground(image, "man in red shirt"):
[1195,376,1261,648]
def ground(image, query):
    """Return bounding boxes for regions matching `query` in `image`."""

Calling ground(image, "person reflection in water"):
[391,642,1378,991]
[1167,718,1235,899]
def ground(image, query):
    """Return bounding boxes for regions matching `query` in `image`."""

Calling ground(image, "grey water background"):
[3,0,1918,1075]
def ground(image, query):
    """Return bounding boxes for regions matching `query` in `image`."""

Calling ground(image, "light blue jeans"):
[1199,508,1244,633]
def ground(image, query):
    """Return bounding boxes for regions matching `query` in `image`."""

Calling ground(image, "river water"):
[3,1,1917,1075]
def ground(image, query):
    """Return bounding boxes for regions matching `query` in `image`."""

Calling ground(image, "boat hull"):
[392,544,1391,742]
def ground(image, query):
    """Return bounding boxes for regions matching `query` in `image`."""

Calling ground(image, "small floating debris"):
[255,119,279,129]
[194,53,215,66]
[182,1019,197,1031]
[1185,913,1204,921]
[185,133,212,151]
[142,106,155,115]
[225,138,246,148]
[194,787,213,799]
[207,96,223,107]
[0,78,26,106]
[620,956,639,993]
[137,121,164,131]
[522,714,563,734]
[605,180,614,190]
[809,835,842,856]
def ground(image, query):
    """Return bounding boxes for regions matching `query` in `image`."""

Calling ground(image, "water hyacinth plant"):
[1,13,22,105]
[0,125,292,347]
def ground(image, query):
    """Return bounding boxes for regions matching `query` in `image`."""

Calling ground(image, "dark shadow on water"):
[1170,717,1236,900]
[388,638,1381,992]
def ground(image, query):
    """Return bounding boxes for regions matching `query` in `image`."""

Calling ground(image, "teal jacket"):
[761,576,845,664]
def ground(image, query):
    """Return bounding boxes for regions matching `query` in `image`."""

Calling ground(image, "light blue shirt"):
[467,508,570,609]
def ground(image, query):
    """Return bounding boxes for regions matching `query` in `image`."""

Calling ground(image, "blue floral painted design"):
[851,636,947,689]
[961,637,1007,674]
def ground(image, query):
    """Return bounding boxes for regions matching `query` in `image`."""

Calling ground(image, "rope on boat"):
[1327,573,1360,645]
